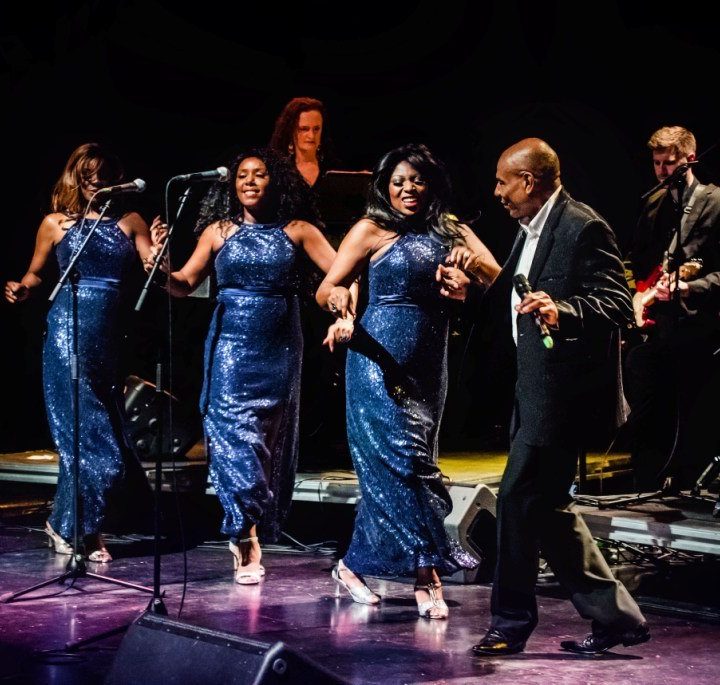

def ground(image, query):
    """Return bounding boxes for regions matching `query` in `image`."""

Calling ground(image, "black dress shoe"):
[560,623,650,655]
[472,629,526,656]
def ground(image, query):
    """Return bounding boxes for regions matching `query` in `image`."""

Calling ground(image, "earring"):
[288,143,294,155]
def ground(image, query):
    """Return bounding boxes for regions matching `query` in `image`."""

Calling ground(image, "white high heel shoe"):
[414,582,449,620]
[332,559,380,605]
[229,537,265,585]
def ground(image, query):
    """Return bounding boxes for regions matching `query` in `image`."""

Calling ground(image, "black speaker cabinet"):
[445,483,497,584]
[106,613,347,685]
[123,375,201,460]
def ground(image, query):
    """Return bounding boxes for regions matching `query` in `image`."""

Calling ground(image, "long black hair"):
[364,143,462,243]
[194,146,319,234]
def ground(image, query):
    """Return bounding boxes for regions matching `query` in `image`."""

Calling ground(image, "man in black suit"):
[625,126,720,491]
[442,138,649,656]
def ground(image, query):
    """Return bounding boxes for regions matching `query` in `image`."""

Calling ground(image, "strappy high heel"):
[332,559,380,605]
[85,532,113,563]
[229,536,265,585]
[414,582,449,620]
[45,521,73,555]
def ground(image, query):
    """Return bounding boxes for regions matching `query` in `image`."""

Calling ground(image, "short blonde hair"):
[647,126,696,158]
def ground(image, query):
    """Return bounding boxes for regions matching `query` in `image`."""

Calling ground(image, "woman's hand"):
[143,245,170,275]
[144,216,171,274]
[150,216,168,247]
[322,316,355,352]
[436,264,470,301]
[446,242,501,286]
[327,286,355,319]
[4,281,29,304]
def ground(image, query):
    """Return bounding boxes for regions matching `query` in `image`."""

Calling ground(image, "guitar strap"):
[667,183,705,255]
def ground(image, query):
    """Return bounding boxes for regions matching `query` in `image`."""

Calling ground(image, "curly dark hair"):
[364,143,462,243]
[194,147,319,234]
[269,97,326,156]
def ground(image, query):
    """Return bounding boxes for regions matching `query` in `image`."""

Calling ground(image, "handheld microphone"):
[512,273,554,350]
[94,179,147,197]
[171,167,230,183]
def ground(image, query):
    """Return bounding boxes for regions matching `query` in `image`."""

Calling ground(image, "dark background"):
[2,1,719,459]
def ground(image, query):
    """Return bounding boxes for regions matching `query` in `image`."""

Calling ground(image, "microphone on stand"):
[512,273,554,350]
[94,179,147,197]
[170,167,230,183]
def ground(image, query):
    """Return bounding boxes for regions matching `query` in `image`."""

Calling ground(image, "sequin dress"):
[45,218,136,539]
[343,231,477,576]
[202,221,302,543]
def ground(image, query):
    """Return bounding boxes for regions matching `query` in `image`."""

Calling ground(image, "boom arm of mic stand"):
[135,186,192,312]
[639,163,694,202]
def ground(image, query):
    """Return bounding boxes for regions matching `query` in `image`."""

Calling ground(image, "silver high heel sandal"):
[414,582,449,620]
[45,521,73,555]
[332,559,380,605]
[229,536,265,585]
[86,533,113,563]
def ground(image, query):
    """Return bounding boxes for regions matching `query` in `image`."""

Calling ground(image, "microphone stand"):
[60,186,194,652]
[132,184,192,617]
[5,197,154,605]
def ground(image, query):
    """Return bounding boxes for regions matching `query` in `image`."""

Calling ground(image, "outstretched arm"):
[316,219,383,317]
[4,215,61,303]
[161,223,221,298]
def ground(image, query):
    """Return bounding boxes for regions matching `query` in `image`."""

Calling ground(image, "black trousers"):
[490,436,645,640]
[624,326,720,491]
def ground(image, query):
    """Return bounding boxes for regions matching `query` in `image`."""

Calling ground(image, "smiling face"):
[293,109,323,156]
[388,161,429,216]
[235,157,271,215]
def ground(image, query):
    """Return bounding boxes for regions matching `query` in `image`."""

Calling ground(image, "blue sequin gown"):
[45,218,136,539]
[202,221,302,543]
[343,231,477,576]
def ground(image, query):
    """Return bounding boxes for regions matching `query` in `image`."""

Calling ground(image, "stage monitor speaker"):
[106,612,347,685]
[445,483,497,584]
[123,375,201,460]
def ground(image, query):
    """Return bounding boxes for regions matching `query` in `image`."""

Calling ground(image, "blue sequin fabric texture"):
[201,221,302,543]
[343,231,478,576]
[45,218,136,538]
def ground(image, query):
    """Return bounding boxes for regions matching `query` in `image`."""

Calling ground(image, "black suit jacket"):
[479,189,633,446]
[628,182,720,326]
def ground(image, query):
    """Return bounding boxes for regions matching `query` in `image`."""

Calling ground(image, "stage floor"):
[0,523,719,684]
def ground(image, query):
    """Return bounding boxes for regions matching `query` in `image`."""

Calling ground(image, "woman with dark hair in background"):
[4,142,154,562]
[269,97,327,188]
[317,143,501,618]
[152,147,353,584]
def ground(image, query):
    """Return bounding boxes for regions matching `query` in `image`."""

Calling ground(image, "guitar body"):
[632,259,703,328]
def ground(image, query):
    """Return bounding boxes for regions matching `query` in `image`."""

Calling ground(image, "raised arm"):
[4,214,63,303]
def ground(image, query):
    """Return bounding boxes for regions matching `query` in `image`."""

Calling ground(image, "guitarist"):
[624,126,720,491]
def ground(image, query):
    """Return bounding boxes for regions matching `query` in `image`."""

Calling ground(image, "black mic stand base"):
[3,550,154,604]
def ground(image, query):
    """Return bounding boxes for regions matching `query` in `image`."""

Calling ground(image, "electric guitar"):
[632,255,703,328]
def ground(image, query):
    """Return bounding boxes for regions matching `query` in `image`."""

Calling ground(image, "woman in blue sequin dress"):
[156,148,349,584]
[4,143,154,562]
[317,144,500,618]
